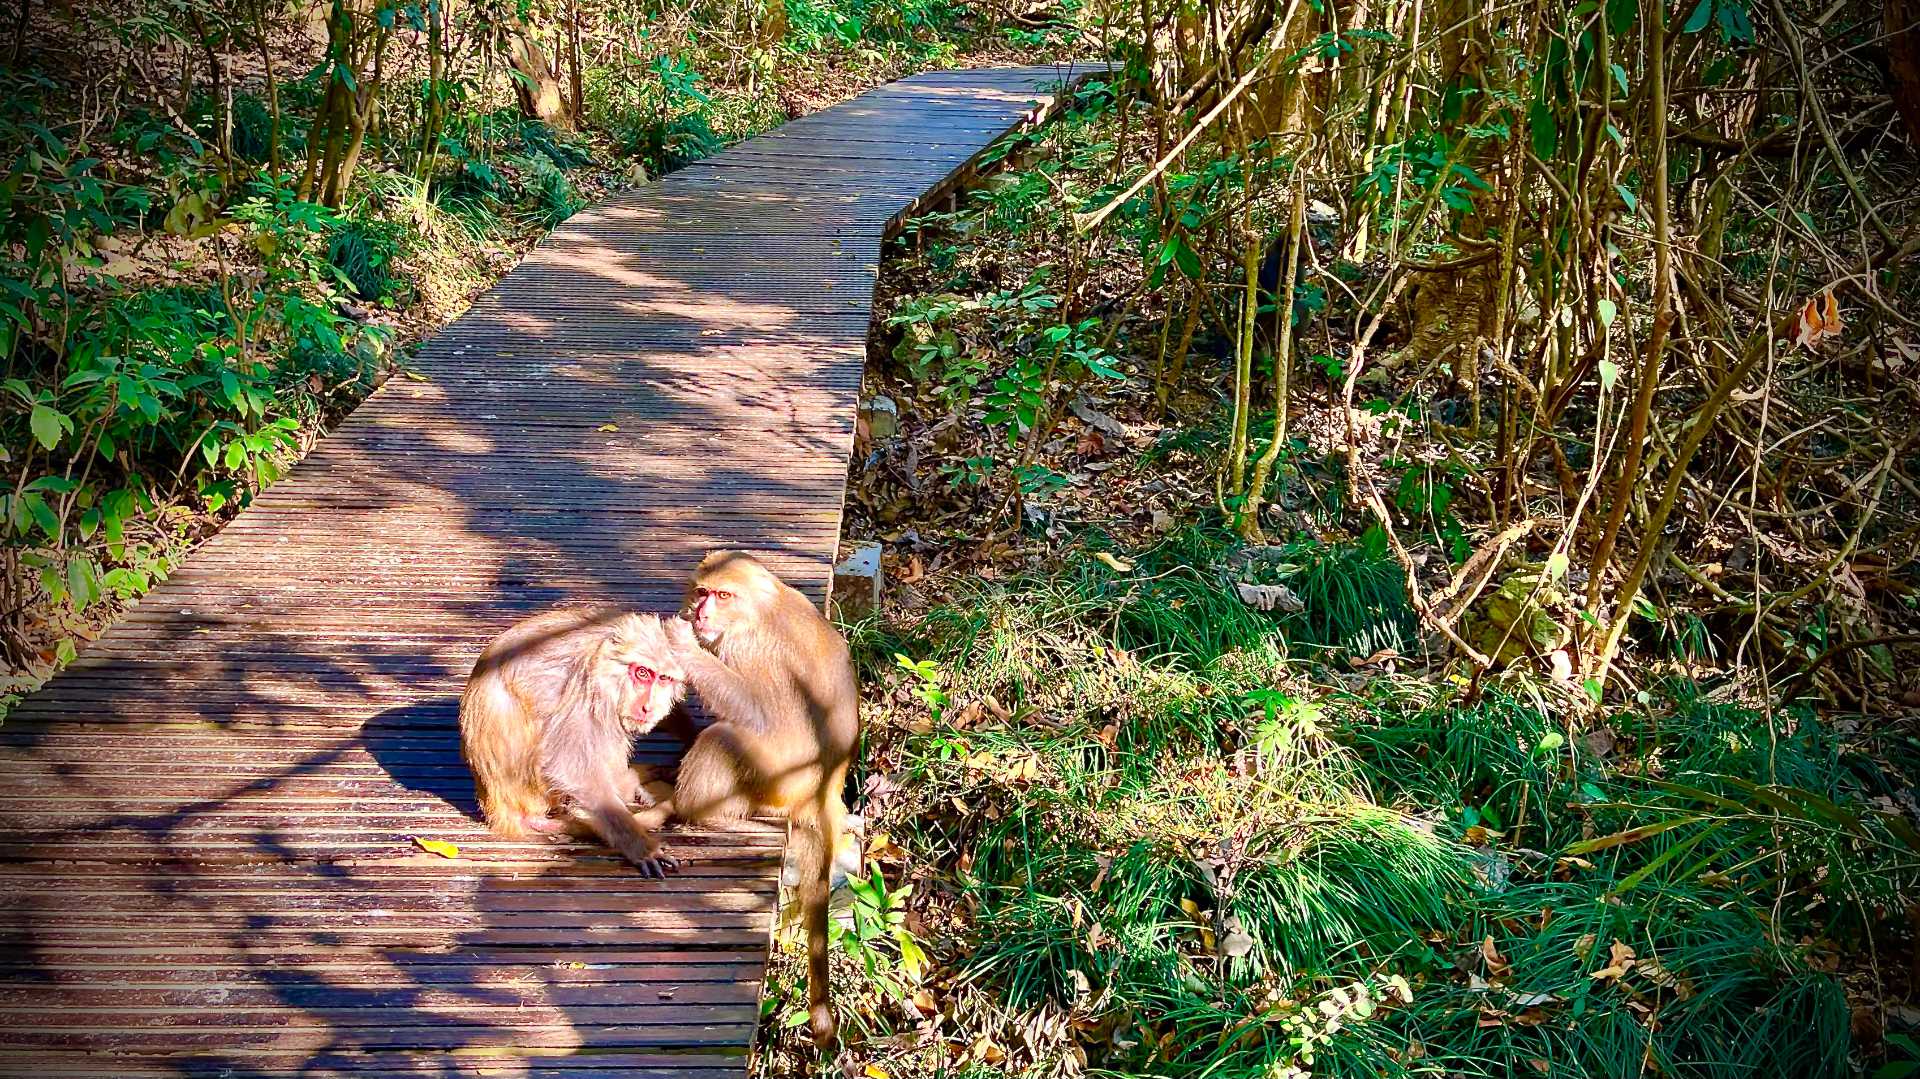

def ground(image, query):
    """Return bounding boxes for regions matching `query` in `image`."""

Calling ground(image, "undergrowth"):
[760,527,1916,1078]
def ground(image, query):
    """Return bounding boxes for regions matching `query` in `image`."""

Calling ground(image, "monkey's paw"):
[623,837,680,880]
[664,615,700,654]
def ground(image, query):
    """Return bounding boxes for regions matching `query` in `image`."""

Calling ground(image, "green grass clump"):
[325,216,405,302]
[843,555,1913,1078]
[873,563,1472,1075]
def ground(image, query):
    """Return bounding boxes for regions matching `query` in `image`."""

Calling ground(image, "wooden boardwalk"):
[0,66,1083,1077]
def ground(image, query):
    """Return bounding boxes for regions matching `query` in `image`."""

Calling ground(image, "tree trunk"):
[504,23,572,130]
[1890,0,1920,145]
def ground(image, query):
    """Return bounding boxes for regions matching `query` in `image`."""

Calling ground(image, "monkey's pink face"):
[621,660,683,730]
[687,584,735,645]
[684,552,777,647]
[604,615,687,733]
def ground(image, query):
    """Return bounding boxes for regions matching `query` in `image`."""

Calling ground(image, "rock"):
[1235,582,1305,613]
[831,542,884,621]
[860,395,899,440]
[1069,394,1127,438]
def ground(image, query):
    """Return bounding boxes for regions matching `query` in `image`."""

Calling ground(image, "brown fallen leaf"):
[1590,939,1636,981]
[1482,935,1512,978]
[1795,291,1843,349]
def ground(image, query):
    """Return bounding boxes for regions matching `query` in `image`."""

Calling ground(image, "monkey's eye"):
[715,590,733,601]
[628,664,654,685]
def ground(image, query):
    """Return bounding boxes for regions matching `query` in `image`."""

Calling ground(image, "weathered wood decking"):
[0,66,1084,1076]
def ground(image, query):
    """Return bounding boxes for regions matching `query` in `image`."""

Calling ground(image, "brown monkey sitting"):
[644,551,860,1047]
[459,608,687,878]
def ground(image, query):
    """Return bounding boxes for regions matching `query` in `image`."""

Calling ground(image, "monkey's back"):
[459,608,612,837]
[767,582,861,759]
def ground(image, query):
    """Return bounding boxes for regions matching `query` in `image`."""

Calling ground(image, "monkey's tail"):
[790,774,844,1048]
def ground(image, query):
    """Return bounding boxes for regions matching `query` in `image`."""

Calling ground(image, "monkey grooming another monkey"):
[643,551,860,1047]
[459,608,687,878]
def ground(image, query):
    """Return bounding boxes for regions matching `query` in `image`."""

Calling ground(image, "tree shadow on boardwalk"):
[0,698,777,1076]
[0,67,1084,1072]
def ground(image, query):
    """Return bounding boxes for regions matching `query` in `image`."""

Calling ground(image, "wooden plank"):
[0,63,1092,1073]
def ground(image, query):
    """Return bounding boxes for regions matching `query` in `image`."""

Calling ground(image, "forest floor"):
[744,85,1920,1079]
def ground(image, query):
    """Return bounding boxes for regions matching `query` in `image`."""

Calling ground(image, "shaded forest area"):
[0,0,1060,680]
[2,0,1919,1076]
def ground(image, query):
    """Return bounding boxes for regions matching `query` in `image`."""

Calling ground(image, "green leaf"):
[1682,0,1713,32]
[1565,815,1708,855]
[1611,821,1723,895]
[1599,360,1621,390]
[68,557,93,608]
[1614,184,1639,216]
[29,404,65,450]
[23,492,58,538]
[1596,298,1618,328]
[1528,99,1558,160]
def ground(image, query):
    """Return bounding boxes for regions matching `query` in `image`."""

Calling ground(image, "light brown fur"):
[459,608,687,878]
[646,551,860,1046]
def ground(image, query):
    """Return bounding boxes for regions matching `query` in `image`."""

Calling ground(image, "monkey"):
[459,608,687,878]
[640,551,860,1047]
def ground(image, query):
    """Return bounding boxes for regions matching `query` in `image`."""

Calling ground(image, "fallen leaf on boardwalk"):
[700,328,724,336]
[1590,940,1636,981]
[1795,291,1843,348]
[410,836,460,859]
[596,423,619,432]
[1094,551,1133,572]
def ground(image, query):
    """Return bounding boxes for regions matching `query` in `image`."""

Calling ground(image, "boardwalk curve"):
[0,65,1085,1076]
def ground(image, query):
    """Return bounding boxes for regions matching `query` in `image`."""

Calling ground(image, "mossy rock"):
[1463,566,1570,667]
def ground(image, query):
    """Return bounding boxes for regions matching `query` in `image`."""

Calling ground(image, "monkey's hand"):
[621,828,680,880]
[665,615,701,656]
